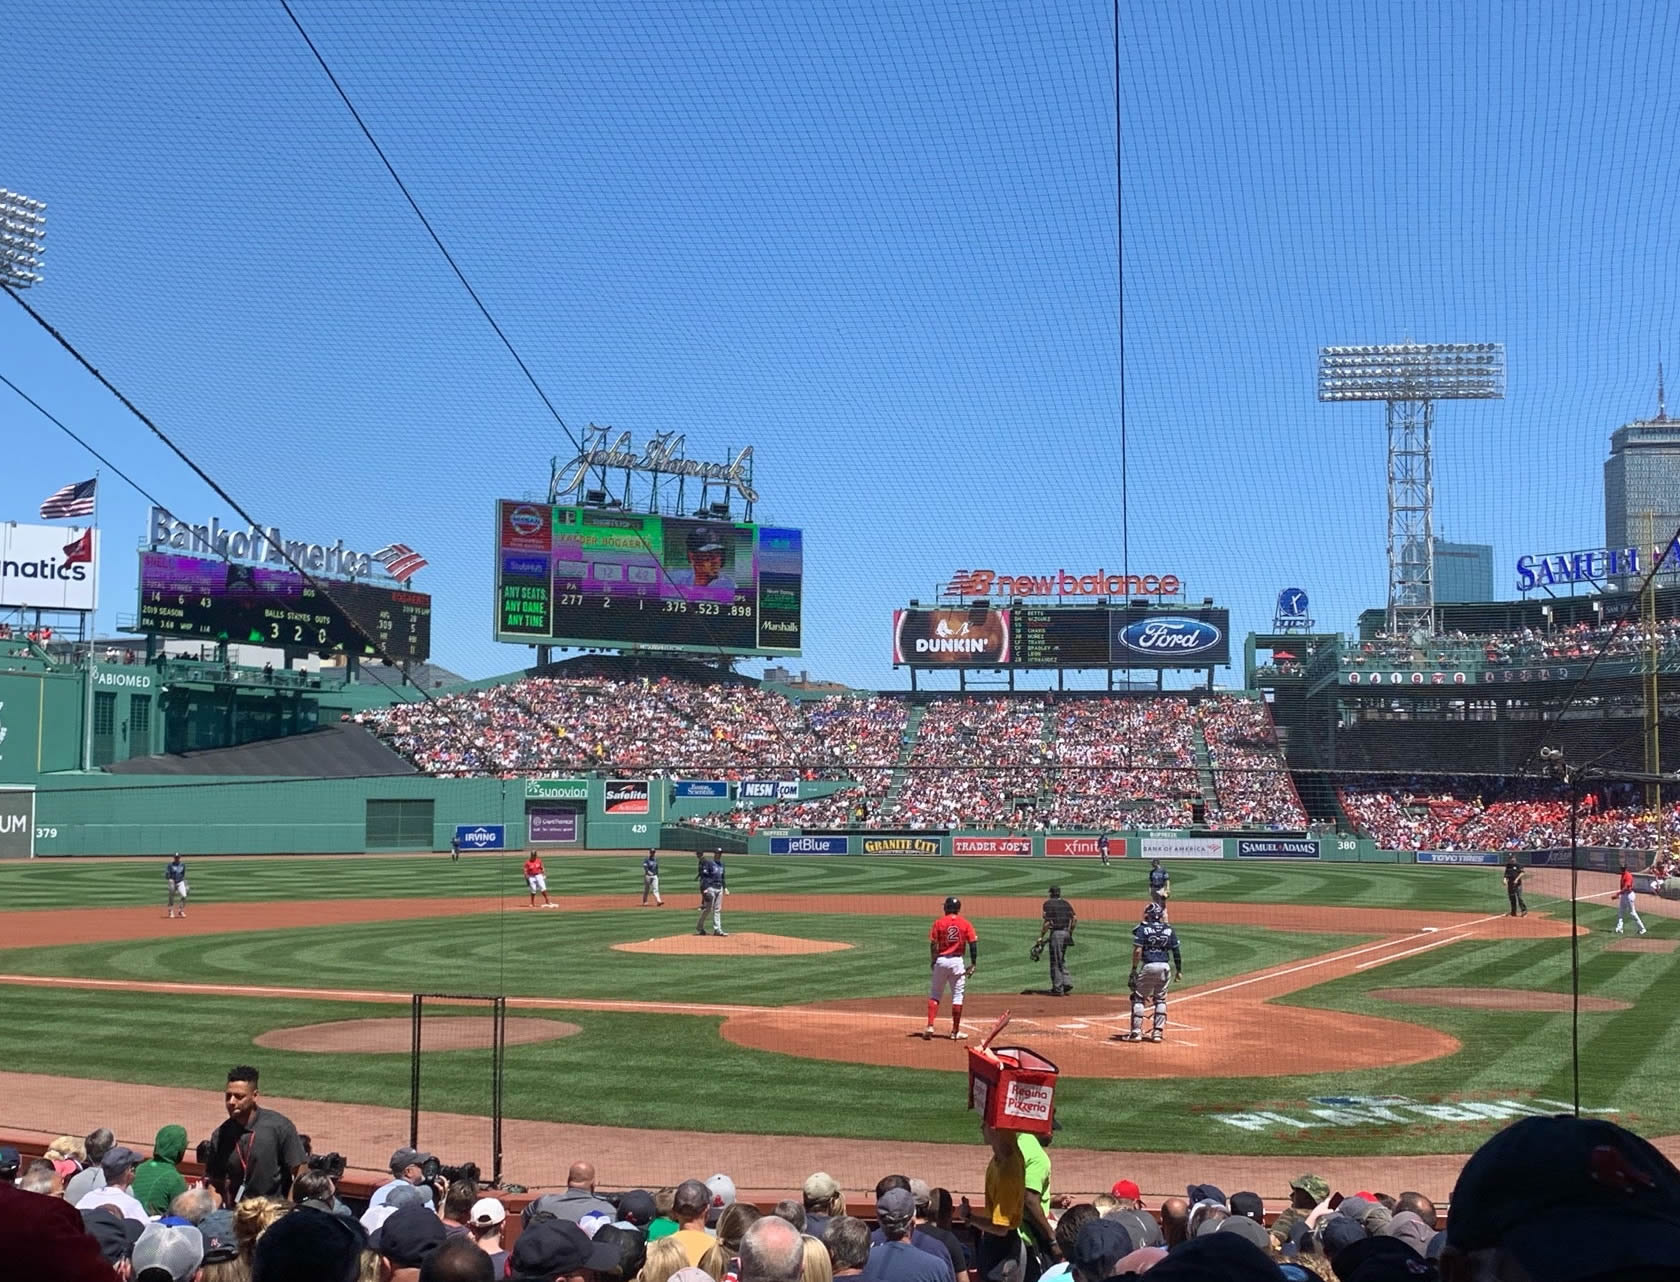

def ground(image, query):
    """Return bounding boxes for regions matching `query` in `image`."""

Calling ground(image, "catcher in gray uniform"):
[1119,902,1182,1043]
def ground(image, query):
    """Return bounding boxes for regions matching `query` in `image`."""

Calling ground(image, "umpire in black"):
[1035,885,1077,996]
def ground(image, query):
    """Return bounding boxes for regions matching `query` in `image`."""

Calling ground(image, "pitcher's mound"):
[1372,987,1630,1013]
[614,932,852,956]
[256,1017,581,1054]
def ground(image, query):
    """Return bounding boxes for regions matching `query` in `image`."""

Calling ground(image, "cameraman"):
[369,1147,436,1210]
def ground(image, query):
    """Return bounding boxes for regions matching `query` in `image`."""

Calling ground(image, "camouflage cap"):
[1291,1174,1330,1203]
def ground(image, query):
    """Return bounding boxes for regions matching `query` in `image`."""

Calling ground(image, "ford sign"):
[1118,616,1223,659]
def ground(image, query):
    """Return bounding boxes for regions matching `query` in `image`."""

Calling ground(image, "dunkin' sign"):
[893,608,1012,666]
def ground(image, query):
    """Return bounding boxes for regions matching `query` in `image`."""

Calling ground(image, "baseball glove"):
[1127,969,1140,996]
[1029,941,1045,963]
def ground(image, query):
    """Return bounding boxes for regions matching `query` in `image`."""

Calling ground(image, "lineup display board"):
[494,501,802,655]
[136,552,432,661]
[895,603,1229,669]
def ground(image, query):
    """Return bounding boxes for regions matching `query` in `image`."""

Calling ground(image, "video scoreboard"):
[894,604,1229,669]
[135,551,432,662]
[494,501,803,656]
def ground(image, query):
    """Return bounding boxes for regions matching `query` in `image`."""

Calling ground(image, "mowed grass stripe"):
[0,855,1516,913]
[0,910,1365,1005]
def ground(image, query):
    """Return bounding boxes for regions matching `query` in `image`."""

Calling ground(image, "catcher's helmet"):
[1143,902,1166,923]
[944,896,962,913]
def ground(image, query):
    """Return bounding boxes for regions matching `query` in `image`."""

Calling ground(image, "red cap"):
[1355,1191,1378,1200]
[1112,1180,1141,1200]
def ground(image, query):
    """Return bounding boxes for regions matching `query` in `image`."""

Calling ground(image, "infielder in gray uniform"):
[642,849,663,906]
[697,851,728,936]
[1147,859,1171,915]
[1120,902,1181,1043]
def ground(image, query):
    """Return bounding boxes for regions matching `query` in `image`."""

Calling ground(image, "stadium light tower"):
[0,188,47,289]
[1318,342,1505,635]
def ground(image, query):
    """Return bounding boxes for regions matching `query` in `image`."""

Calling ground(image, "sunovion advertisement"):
[770,835,851,855]
[893,608,1012,666]
[1,523,98,612]
[1236,838,1320,859]
[1142,835,1224,859]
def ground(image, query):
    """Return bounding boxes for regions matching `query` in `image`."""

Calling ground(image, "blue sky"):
[4,1,1679,688]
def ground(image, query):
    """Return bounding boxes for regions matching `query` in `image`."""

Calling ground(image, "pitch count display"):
[494,501,803,655]
[136,552,432,662]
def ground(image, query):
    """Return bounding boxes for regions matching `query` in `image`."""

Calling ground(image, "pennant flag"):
[61,529,93,565]
[40,478,97,519]
[374,543,429,580]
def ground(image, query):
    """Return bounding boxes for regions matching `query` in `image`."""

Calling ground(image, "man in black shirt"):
[1504,857,1528,917]
[1036,886,1077,996]
[206,1065,307,1206]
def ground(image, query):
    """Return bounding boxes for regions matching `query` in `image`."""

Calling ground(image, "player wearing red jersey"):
[926,896,979,1041]
[524,852,556,909]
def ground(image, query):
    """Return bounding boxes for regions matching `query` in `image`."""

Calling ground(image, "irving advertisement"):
[893,608,1012,667]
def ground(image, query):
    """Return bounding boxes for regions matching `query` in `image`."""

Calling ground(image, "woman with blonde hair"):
[637,1236,692,1282]
[800,1234,834,1282]
[698,1203,762,1280]
[234,1196,291,1267]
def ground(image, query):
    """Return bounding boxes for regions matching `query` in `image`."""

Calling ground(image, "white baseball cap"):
[469,1197,507,1228]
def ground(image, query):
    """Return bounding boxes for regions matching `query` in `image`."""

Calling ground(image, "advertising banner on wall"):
[604,779,650,814]
[453,825,506,850]
[1142,835,1224,859]
[1045,835,1119,857]
[893,608,1012,666]
[954,835,1034,856]
[1,523,97,611]
[741,779,800,801]
[770,835,851,855]
[860,835,943,855]
[674,780,729,798]
[1416,850,1502,865]
[0,785,34,859]
[1236,838,1320,859]
[525,778,589,801]
[529,809,580,844]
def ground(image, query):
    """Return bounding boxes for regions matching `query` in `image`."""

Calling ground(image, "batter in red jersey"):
[524,851,556,909]
[926,896,979,1041]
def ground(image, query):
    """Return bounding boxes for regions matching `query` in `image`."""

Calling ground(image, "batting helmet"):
[1143,902,1165,923]
[944,896,962,914]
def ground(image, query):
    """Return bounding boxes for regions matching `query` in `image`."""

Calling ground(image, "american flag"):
[374,543,428,580]
[40,478,97,519]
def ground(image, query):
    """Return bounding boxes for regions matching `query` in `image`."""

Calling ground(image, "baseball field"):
[0,853,1672,1196]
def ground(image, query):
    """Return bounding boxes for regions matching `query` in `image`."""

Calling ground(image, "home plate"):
[1057,1022,1090,1030]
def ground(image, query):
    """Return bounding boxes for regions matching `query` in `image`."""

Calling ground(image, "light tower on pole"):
[1318,343,1505,635]
[0,189,47,289]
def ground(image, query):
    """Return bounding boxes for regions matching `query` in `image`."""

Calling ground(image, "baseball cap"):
[1110,1179,1141,1200]
[1186,1183,1226,1206]
[198,1209,237,1262]
[372,1204,447,1267]
[1320,1214,1368,1259]
[1146,1234,1280,1282]
[80,1207,142,1265]
[1290,1173,1331,1203]
[1447,1115,1680,1282]
[1105,1208,1162,1249]
[101,1145,144,1176]
[1230,1191,1264,1222]
[686,527,727,554]
[389,1146,433,1174]
[1213,1216,1272,1253]
[804,1172,841,1204]
[471,1197,508,1228]
[1381,1211,1433,1258]
[706,1173,737,1208]
[1338,1195,1374,1221]
[386,1181,433,1210]
[616,1189,657,1227]
[1071,1217,1134,1280]
[1331,1236,1432,1282]
[876,1187,916,1229]
[512,1218,621,1278]
[908,1178,932,1210]
[132,1223,205,1282]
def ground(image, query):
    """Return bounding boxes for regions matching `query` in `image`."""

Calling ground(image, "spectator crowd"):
[365,679,1306,835]
[6,1071,1680,1282]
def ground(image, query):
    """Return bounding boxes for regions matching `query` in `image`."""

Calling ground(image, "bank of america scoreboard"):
[494,501,803,656]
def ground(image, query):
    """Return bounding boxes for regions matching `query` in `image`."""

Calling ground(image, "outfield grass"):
[0,853,1529,913]
[0,910,1363,1003]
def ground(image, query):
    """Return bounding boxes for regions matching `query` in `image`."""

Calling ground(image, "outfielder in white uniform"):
[925,897,979,1041]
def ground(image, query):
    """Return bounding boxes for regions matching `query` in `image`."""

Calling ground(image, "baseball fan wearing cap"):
[869,1188,951,1282]
[512,1216,622,1282]
[926,897,979,1040]
[74,1145,148,1223]
[670,526,737,592]
[369,1146,436,1210]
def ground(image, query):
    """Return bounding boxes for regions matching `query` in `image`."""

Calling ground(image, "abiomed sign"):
[1213,1094,1616,1134]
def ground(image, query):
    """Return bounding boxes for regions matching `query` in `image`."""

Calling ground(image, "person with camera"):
[370,1147,437,1211]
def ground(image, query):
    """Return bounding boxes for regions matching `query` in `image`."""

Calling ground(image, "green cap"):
[1290,1174,1330,1203]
